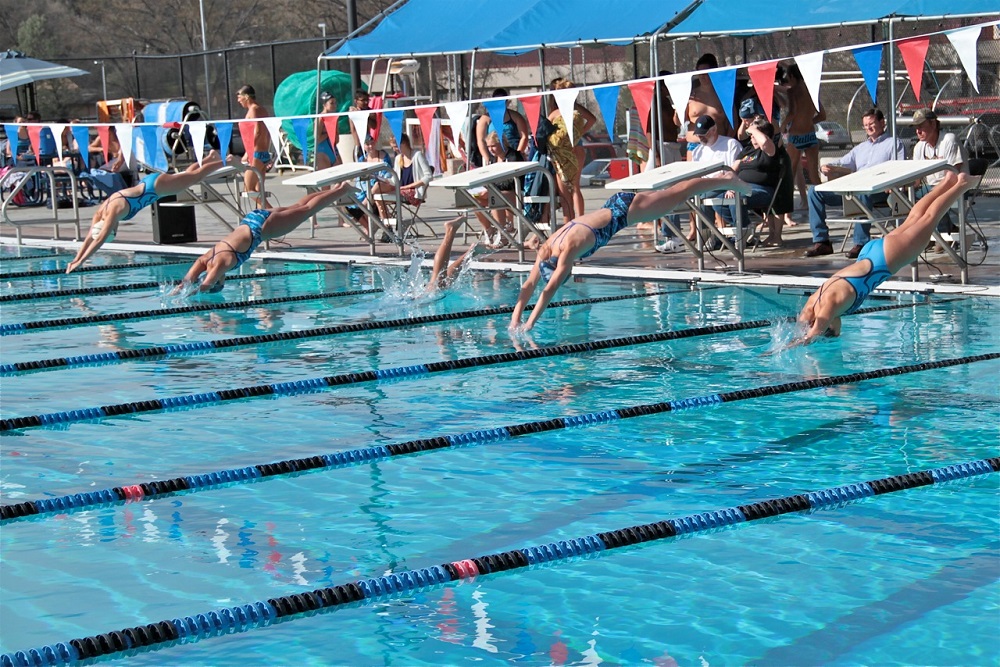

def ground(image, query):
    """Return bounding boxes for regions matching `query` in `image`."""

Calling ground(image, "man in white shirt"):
[687,115,741,249]
[912,108,966,234]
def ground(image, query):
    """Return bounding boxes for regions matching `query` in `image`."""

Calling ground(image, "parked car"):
[814,121,851,148]
[579,158,630,187]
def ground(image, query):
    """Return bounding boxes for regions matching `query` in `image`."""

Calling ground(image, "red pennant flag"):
[520,95,543,136]
[322,116,340,149]
[414,105,437,149]
[627,81,655,134]
[898,36,931,101]
[97,126,111,164]
[747,61,779,122]
[26,126,42,164]
[238,121,258,160]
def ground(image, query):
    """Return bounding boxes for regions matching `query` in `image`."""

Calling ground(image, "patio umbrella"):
[0,50,89,91]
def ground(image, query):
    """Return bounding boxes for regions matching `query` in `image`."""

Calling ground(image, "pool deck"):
[3,170,999,299]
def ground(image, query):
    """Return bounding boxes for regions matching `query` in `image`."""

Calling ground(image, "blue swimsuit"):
[110,173,159,221]
[539,192,635,283]
[814,238,892,316]
[208,209,269,273]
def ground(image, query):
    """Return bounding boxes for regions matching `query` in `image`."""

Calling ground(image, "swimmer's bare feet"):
[204,149,220,162]
[442,216,464,236]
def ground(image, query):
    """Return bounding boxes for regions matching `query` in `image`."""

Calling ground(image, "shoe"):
[703,238,722,252]
[655,237,684,253]
[804,241,833,257]
[846,244,865,259]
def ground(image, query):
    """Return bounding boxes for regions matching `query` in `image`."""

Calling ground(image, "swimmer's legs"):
[259,183,354,239]
[626,175,752,225]
[883,172,971,273]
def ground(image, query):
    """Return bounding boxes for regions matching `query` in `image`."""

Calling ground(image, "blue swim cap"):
[538,257,558,284]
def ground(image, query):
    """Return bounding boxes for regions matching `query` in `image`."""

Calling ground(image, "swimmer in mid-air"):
[176,184,356,293]
[795,171,973,344]
[509,174,753,331]
[66,150,235,273]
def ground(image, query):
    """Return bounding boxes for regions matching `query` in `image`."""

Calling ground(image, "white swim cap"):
[91,221,116,243]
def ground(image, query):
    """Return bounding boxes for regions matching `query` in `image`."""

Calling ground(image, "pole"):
[199,0,212,116]
[94,61,107,100]
[346,0,361,95]
[888,18,897,152]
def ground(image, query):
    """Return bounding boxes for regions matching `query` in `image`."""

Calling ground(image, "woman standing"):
[546,78,596,224]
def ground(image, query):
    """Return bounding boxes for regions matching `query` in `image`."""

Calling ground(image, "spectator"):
[546,77,597,224]
[685,53,732,149]
[370,132,432,218]
[689,114,742,244]
[476,88,529,162]
[911,108,967,239]
[235,84,271,207]
[713,118,780,234]
[349,90,377,155]
[646,72,683,170]
[778,63,825,208]
[314,91,341,171]
[472,130,523,248]
[804,108,906,258]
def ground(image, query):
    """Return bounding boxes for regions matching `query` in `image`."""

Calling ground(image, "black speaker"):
[152,196,197,244]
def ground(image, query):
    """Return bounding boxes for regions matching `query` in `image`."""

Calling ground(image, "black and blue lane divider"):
[0,266,337,304]
[2,458,996,667]
[0,298,954,428]
[0,259,190,280]
[0,287,686,374]
[3,353,995,521]
[0,287,383,333]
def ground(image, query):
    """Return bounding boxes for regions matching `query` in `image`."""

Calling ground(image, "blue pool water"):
[1,249,998,665]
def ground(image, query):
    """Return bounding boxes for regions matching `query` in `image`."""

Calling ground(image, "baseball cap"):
[319,91,334,103]
[693,115,716,135]
[739,98,764,120]
[912,109,937,124]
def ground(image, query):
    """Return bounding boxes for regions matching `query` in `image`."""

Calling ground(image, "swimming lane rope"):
[0,266,336,304]
[0,259,190,280]
[2,457,995,666]
[0,287,383,334]
[2,352,994,520]
[0,287,687,372]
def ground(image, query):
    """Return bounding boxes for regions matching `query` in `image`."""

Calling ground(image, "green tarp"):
[274,69,361,151]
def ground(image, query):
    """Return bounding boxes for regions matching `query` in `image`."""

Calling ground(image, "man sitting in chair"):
[804,108,906,259]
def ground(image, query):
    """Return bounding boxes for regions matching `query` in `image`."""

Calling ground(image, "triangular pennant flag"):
[414,105,437,151]
[793,52,825,114]
[137,125,168,172]
[49,123,66,161]
[442,102,469,152]
[71,126,90,170]
[26,125,42,164]
[262,117,283,154]
[708,68,738,129]
[662,73,693,126]
[627,80,655,134]
[238,121,257,161]
[97,126,111,164]
[187,121,207,165]
[851,45,883,106]
[483,98,509,145]
[383,109,405,147]
[519,95,543,136]
[898,36,930,101]
[947,25,983,93]
[3,125,21,157]
[592,85,620,138]
[322,116,340,152]
[215,122,234,163]
[290,118,311,164]
[553,89,580,145]
[746,62,778,121]
[114,123,133,169]
[348,110,372,150]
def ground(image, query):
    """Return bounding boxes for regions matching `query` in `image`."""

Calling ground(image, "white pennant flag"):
[442,101,469,147]
[349,110,372,152]
[947,25,983,93]
[114,123,134,169]
[262,117,283,154]
[553,88,579,145]
[662,73,693,124]
[48,123,67,161]
[187,121,207,165]
[794,51,825,114]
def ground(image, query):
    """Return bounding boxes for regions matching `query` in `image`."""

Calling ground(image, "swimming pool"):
[1,248,998,666]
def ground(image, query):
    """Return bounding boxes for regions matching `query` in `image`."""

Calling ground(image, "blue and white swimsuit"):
[539,192,635,283]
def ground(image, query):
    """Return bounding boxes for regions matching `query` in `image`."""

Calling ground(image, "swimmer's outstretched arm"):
[521,259,571,331]
[509,256,544,330]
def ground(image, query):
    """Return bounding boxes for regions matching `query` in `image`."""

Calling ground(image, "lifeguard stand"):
[96,98,144,123]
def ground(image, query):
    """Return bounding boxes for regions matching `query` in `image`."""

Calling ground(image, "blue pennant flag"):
[138,125,168,172]
[290,118,311,164]
[708,69,737,129]
[852,44,883,106]
[483,98,509,149]
[71,126,90,170]
[4,125,21,157]
[215,122,234,163]
[384,109,405,147]
[593,85,621,138]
